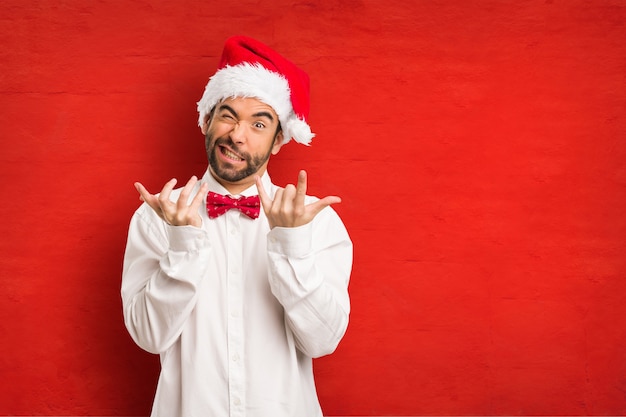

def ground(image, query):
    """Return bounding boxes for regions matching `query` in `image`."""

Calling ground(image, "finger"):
[294,170,307,210]
[188,182,209,213]
[135,182,161,212]
[177,176,198,208]
[135,182,150,202]
[281,183,296,219]
[272,188,284,216]
[306,195,342,218]
[255,175,273,214]
[158,178,178,207]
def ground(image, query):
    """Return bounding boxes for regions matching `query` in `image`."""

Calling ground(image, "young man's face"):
[201,97,284,193]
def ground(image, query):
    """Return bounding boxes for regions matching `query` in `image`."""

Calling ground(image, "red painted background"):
[1,1,625,415]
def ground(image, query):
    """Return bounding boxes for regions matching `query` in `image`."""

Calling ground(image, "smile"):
[220,146,244,162]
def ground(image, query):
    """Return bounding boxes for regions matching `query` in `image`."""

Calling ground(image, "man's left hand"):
[255,170,341,229]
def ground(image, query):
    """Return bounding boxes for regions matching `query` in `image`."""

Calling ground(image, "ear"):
[271,131,285,155]
[200,113,211,135]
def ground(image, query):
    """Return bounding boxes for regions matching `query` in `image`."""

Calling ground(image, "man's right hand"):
[135,176,209,228]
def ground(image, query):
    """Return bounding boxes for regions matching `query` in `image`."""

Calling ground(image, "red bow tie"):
[206,191,261,219]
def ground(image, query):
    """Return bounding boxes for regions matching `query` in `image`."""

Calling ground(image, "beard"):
[206,133,275,183]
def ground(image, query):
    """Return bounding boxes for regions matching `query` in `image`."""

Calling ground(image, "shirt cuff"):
[167,224,209,252]
[267,222,313,258]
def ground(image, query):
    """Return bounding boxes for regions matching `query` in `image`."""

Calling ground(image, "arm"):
[267,209,352,358]
[256,171,352,357]
[121,177,210,353]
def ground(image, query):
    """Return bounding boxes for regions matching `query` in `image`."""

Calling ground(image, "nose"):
[229,121,246,143]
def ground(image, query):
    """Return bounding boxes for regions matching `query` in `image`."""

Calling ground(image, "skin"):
[135,96,340,229]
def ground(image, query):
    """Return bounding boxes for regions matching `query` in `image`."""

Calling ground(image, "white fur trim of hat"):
[197,63,314,145]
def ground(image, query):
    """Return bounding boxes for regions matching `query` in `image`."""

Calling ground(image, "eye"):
[253,121,266,129]
[216,110,237,122]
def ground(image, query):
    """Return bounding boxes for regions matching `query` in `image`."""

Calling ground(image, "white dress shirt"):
[121,170,352,417]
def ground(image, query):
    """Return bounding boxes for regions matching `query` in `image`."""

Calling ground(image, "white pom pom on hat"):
[197,36,314,145]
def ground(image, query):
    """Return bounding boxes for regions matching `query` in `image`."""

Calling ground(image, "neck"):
[209,168,266,195]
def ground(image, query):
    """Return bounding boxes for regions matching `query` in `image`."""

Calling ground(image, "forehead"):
[218,96,278,119]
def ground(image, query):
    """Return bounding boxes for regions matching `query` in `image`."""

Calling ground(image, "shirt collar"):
[201,169,271,197]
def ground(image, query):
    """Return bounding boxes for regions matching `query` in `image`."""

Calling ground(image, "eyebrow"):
[218,104,275,122]
[252,111,275,122]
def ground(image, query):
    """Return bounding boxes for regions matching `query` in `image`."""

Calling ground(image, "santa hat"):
[197,36,314,145]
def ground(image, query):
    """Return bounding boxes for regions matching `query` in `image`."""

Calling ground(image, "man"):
[121,35,352,417]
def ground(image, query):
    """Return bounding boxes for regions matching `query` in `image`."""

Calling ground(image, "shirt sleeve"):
[266,205,353,358]
[121,205,211,354]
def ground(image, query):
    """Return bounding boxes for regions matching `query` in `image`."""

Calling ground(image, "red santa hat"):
[197,36,314,145]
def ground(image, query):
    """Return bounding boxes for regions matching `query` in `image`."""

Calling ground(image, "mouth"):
[219,146,245,162]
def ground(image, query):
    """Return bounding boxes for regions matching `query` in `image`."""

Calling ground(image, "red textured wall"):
[1,1,625,415]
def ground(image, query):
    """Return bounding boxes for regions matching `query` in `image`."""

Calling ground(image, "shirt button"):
[232,353,240,362]
[233,397,241,406]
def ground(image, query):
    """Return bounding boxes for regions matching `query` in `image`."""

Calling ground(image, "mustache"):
[213,136,249,160]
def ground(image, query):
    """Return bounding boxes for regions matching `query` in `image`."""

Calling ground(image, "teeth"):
[223,148,243,161]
